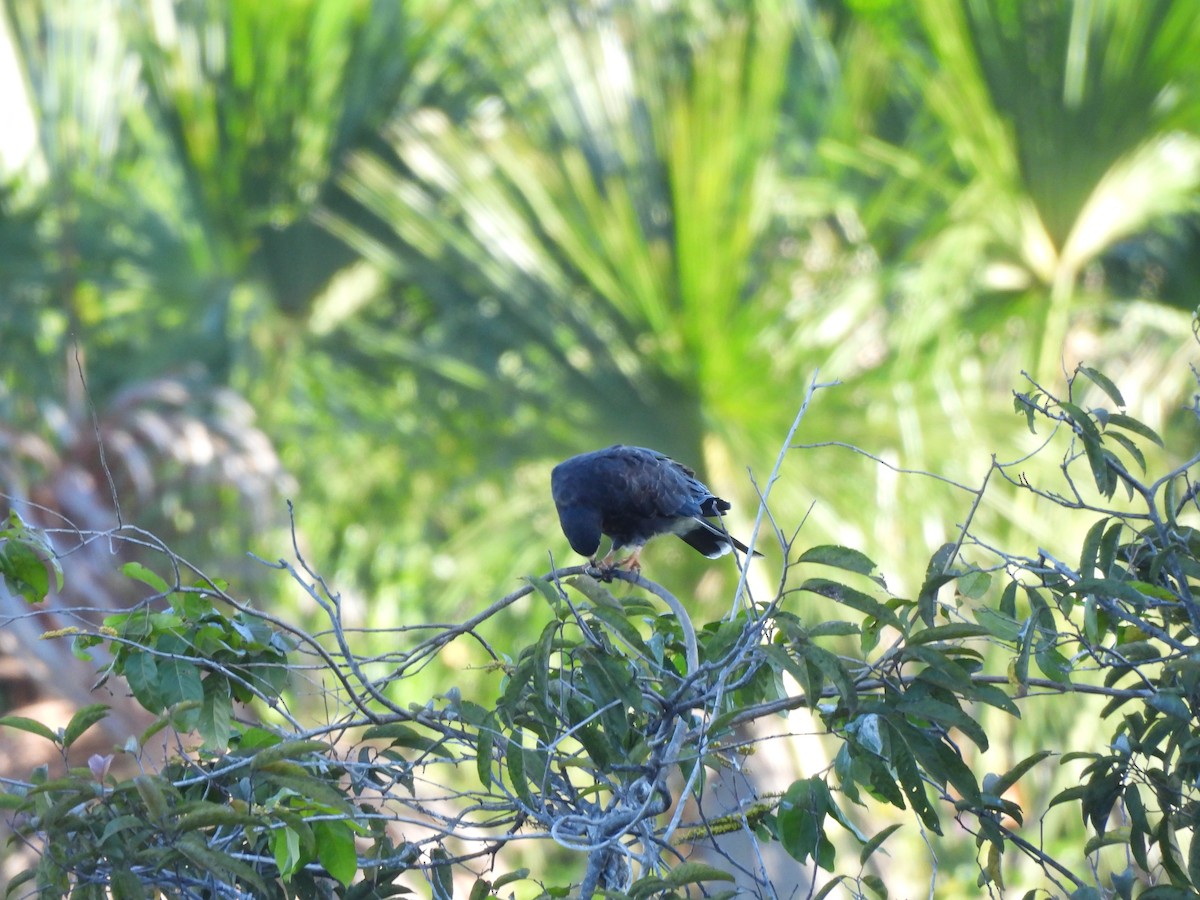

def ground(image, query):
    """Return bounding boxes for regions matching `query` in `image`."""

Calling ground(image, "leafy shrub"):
[2,366,1199,898]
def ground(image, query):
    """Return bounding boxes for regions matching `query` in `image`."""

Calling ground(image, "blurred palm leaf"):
[303,0,886,620]
[1,0,422,404]
[911,0,1200,372]
[1,0,418,714]
[132,0,415,310]
[332,0,818,463]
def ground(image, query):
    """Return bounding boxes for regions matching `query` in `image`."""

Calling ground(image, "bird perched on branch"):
[551,444,760,572]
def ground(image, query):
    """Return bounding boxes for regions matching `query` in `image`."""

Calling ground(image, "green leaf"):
[1060,401,1102,442]
[315,820,358,886]
[587,602,651,658]
[526,574,563,610]
[863,874,887,898]
[1013,616,1034,687]
[1071,577,1151,607]
[847,713,885,756]
[812,877,848,900]
[476,717,495,789]
[1148,691,1191,721]
[121,561,170,594]
[1034,646,1072,685]
[1083,595,1101,644]
[71,633,97,661]
[577,650,639,741]
[505,730,535,809]
[823,794,869,843]
[1015,392,1039,433]
[897,696,988,752]
[173,833,271,896]
[1106,430,1147,474]
[957,570,992,599]
[887,728,942,834]
[1048,784,1091,809]
[974,606,1022,642]
[799,578,903,630]
[763,644,817,707]
[259,770,354,814]
[1079,367,1125,408]
[808,621,861,639]
[63,704,110,749]
[803,644,858,713]
[362,723,447,755]
[859,823,902,864]
[980,841,1002,890]
[123,653,164,713]
[907,649,1018,715]
[1098,522,1123,574]
[777,777,829,865]
[4,869,38,899]
[1084,827,1130,857]
[247,739,332,767]
[999,580,1017,618]
[907,623,991,645]
[1106,413,1163,447]
[155,635,204,707]
[0,792,26,810]
[1125,783,1150,835]
[198,676,232,751]
[431,847,453,900]
[986,750,1052,797]
[565,574,620,608]
[521,744,549,795]
[1139,887,1200,900]
[493,869,529,889]
[660,862,735,887]
[917,543,957,626]
[0,539,51,602]
[798,545,883,583]
[573,721,615,771]
[1156,815,1192,888]
[1079,517,1108,577]
[0,715,59,743]
[109,865,146,900]
[271,825,304,880]
[172,803,258,832]
[1081,431,1114,497]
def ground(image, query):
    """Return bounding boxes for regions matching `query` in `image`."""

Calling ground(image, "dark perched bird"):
[551,444,760,571]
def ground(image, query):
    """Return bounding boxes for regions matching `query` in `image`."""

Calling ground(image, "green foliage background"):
[1,0,1199,894]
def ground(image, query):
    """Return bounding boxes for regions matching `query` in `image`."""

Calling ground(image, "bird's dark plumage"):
[551,445,759,570]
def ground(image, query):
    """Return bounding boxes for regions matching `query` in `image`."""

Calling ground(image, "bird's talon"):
[585,559,616,582]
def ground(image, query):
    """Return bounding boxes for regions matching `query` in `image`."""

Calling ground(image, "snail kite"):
[551,444,759,571]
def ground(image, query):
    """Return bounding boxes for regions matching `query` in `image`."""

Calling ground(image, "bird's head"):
[556,504,603,558]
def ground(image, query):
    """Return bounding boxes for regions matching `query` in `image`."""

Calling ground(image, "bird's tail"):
[680,519,763,559]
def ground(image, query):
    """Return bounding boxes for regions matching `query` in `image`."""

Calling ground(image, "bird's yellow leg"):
[617,546,643,573]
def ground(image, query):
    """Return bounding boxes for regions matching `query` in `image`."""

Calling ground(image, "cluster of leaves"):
[80,564,293,752]
[0,715,380,899]
[0,553,379,898]
[999,369,1200,897]
[2,365,1200,898]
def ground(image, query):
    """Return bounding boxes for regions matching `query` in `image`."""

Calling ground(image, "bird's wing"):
[650,450,731,518]
[599,444,731,521]
[623,448,705,518]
